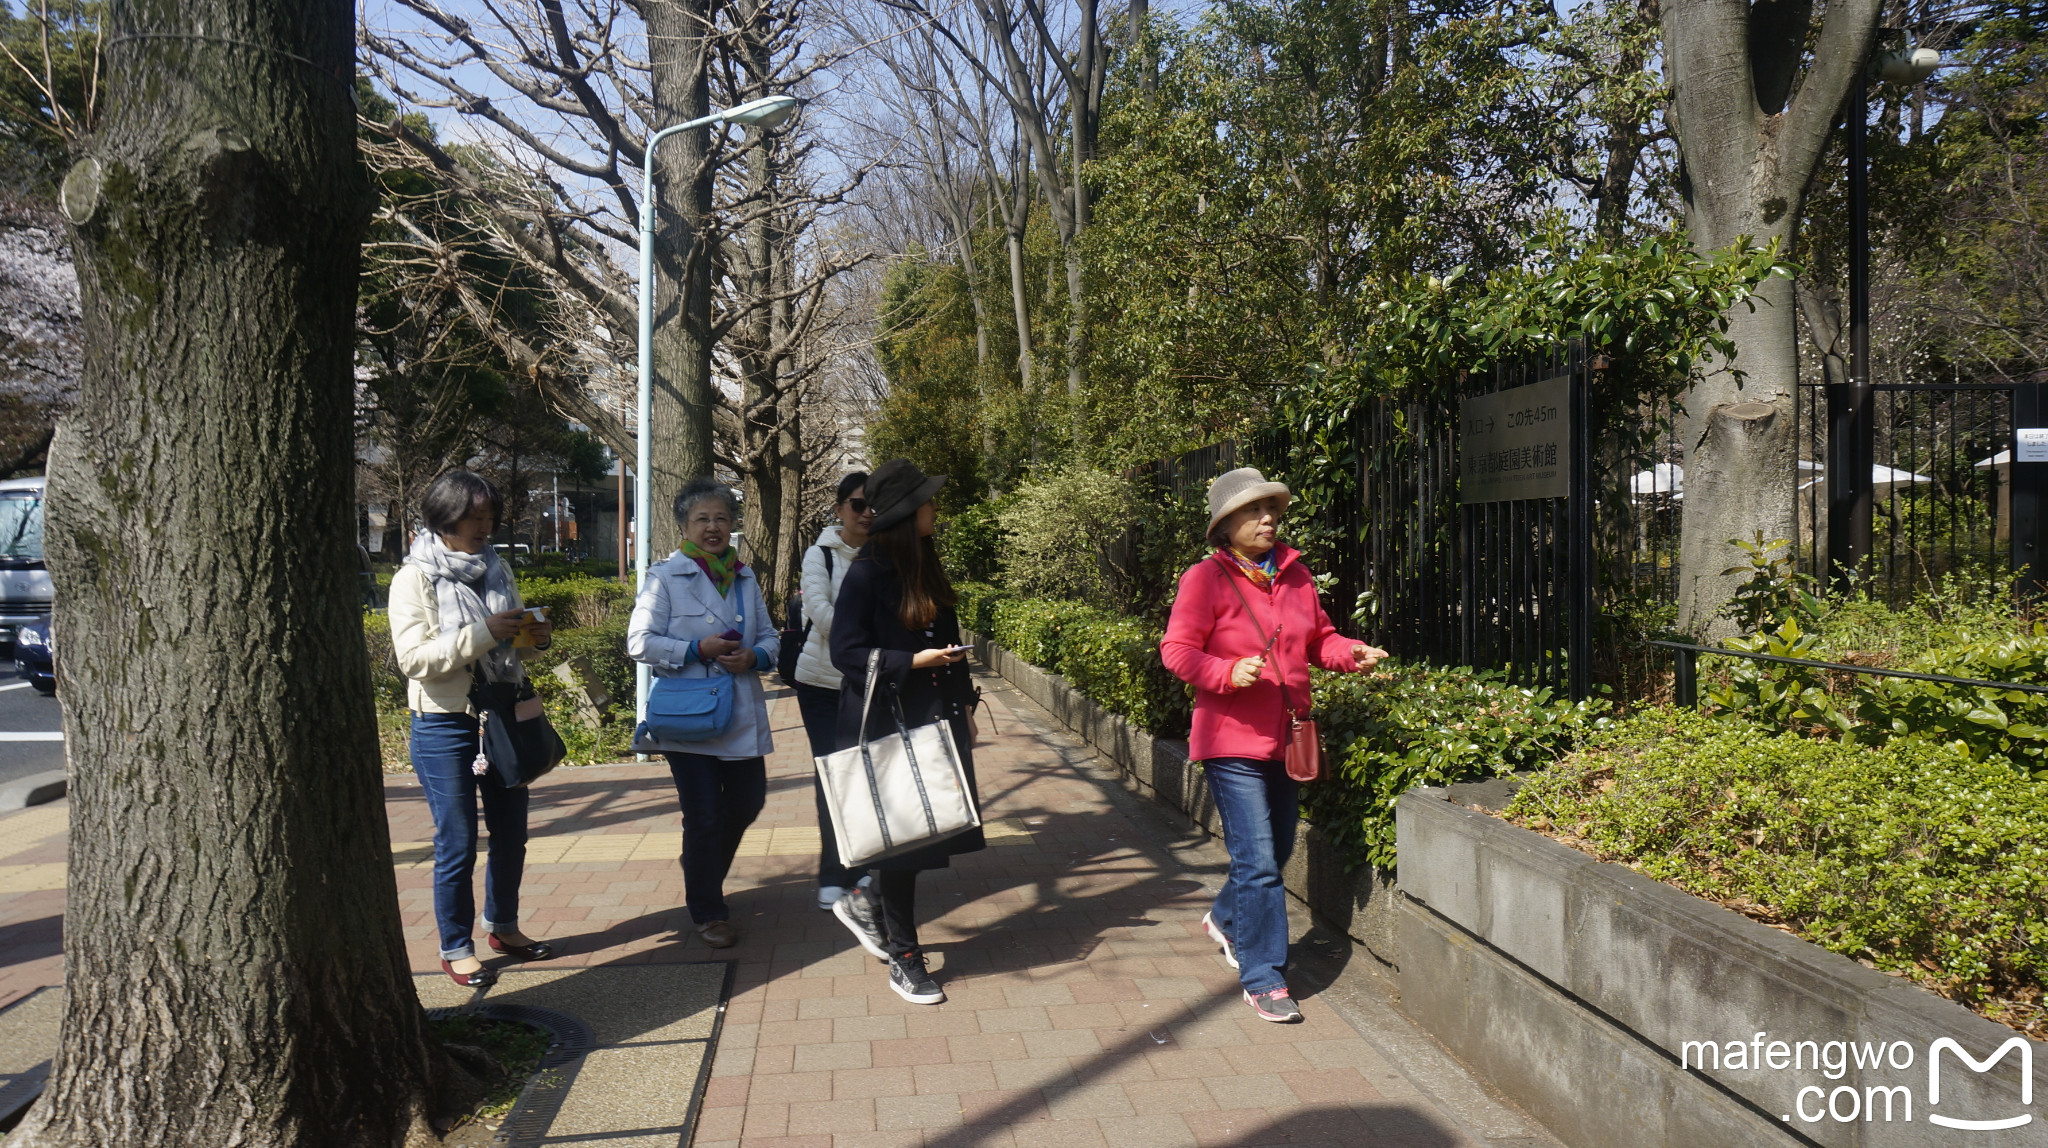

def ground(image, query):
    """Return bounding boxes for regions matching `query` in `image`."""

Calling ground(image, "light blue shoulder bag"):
[636,579,745,744]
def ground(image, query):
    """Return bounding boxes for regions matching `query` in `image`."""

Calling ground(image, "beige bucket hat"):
[1207,467,1291,532]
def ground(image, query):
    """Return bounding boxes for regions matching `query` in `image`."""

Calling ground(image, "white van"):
[0,477,50,636]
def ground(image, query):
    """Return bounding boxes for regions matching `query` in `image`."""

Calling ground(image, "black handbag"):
[469,667,566,788]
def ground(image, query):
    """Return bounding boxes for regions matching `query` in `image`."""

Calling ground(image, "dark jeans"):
[1202,757,1300,994]
[865,869,921,959]
[665,753,769,924]
[795,682,863,889]
[412,710,530,960]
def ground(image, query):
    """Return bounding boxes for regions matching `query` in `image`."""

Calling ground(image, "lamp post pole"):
[633,95,800,721]
[1825,45,1940,591]
[1828,72,1874,590]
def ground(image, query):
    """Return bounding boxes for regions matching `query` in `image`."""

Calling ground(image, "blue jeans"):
[794,682,862,889]
[665,753,768,924]
[411,711,530,960]
[1203,757,1300,994]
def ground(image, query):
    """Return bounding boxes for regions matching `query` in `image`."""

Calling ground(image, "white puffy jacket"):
[794,524,862,690]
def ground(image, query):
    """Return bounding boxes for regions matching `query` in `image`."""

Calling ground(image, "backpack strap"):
[800,545,835,645]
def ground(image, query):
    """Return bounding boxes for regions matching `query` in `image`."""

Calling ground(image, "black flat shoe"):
[488,933,556,961]
[441,959,498,987]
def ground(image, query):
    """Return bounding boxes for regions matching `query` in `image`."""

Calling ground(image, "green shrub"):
[995,467,1144,608]
[524,555,620,582]
[1308,661,1607,870]
[519,575,633,630]
[1708,617,2048,780]
[974,593,1192,736]
[1057,612,1192,735]
[533,618,634,711]
[987,597,1096,668]
[361,609,407,714]
[939,499,1010,585]
[1508,709,2048,1035]
[955,581,1000,635]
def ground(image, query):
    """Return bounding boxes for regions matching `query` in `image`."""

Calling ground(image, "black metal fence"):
[1793,380,2017,598]
[1347,345,1688,700]
[1128,358,2048,705]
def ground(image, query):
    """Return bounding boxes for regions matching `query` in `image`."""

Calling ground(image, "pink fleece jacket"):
[1160,546,1361,763]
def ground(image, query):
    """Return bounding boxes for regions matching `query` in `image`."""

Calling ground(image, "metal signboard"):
[2017,428,2048,463]
[1460,375,1572,504]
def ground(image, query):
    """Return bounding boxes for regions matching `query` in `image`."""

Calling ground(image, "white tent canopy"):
[1795,459,1934,497]
[1628,462,1684,500]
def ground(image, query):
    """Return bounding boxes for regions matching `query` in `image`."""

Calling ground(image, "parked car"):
[15,615,53,694]
[0,477,50,645]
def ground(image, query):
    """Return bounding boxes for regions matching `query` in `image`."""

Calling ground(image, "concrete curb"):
[1397,787,2047,1148]
[964,631,1402,965]
[0,770,64,812]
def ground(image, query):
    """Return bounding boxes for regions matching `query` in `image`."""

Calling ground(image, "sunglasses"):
[846,498,872,515]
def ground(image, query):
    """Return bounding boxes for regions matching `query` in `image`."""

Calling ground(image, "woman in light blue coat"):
[627,478,778,949]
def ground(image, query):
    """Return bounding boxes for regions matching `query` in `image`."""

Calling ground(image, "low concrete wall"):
[1397,788,2048,1148]
[965,632,1400,965]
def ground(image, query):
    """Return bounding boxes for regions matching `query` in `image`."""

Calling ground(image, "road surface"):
[0,668,61,791]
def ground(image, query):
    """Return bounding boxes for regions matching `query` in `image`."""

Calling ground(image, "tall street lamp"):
[635,93,800,719]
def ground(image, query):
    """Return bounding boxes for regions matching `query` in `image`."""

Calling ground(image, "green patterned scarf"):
[681,540,742,596]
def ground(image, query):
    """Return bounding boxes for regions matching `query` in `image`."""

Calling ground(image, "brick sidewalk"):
[0,669,1548,1147]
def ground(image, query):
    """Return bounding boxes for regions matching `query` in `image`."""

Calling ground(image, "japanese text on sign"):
[1460,376,1571,504]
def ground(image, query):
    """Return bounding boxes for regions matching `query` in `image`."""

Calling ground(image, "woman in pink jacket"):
[1161,467,1385,1022]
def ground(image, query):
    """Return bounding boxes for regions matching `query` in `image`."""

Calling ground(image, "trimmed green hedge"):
[1310,662,1607,869]
[519,575,633,630]
[1508,708,2048,1036]
[961,586,1195,737]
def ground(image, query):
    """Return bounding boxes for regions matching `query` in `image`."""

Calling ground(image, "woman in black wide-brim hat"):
[826,457,983,1006]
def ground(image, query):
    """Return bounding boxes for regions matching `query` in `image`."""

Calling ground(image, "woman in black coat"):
[828,458,983,1005]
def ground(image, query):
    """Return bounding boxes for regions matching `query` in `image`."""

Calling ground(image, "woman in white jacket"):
[793,472,872,908]
[627,478,779,949]
[388,470,557,987]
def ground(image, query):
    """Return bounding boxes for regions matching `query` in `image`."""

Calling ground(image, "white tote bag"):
[816,650,981,868]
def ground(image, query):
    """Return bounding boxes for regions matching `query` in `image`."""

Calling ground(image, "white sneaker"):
[1202,912,1239,969]
[818,885,848,910]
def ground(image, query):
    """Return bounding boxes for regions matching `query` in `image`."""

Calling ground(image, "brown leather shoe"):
[697,921,738,948]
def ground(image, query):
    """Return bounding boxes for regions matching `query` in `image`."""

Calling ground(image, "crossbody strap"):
[1213,556,1297,718]
[799,546,834,644]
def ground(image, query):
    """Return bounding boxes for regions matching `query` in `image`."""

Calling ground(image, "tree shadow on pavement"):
[0,914,60,972]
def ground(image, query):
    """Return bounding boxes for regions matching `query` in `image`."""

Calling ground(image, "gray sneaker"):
[1244,986,1302,1023]
[832,888,890,960]
[889,950,944,1004]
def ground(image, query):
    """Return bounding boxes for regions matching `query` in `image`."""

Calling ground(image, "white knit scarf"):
[407,530,522,683]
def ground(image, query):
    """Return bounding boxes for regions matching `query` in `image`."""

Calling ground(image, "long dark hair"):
[870,514,956,630]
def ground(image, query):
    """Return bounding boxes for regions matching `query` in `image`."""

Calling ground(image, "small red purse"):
[1216,559,1322,782]
[1284,713,1322,783]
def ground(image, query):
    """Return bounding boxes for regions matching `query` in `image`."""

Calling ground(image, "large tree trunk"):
[644,0,719,557]
[1663,0,1880,633]
[7,2,441,1146]
[1673,274,1802,629]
